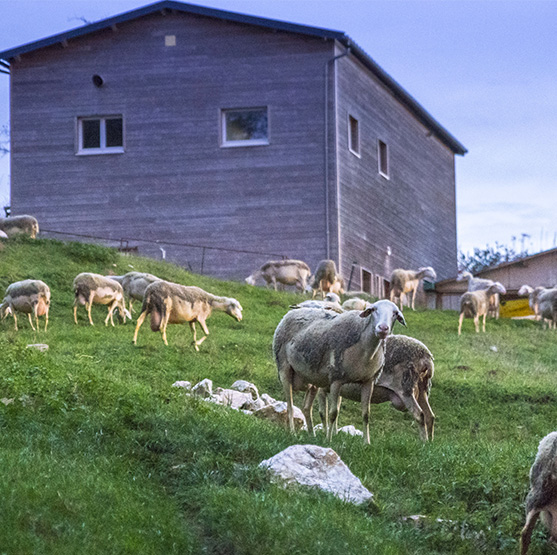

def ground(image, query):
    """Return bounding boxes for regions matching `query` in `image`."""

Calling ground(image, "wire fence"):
[39,228,288,277]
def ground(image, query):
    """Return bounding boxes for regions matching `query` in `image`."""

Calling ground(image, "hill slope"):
[1,237,556,554]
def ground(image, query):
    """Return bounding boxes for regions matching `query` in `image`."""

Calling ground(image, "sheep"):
[311,259,338,298]
[330,276,345,296]
[458,282,506,335]
[246,259,311,293]
[0,230,7,239]
[389,267,437,311]
[458,271,501,319]
[0,279,50,331]
[0,215,39,238]
[520,431,557,554]
[273,300,406,444]
[537,288,557,330]
[289,292,344,314]
[73,272,131,326]
[133,281,243,350]
[518,285,555,322]
[342,297,371,311]
[114,271,161,314]
[316,335,435,441]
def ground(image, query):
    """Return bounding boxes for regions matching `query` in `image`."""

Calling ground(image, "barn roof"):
[0,0,467,155]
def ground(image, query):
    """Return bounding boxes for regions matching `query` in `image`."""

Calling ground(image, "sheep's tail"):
[141,291,165,332]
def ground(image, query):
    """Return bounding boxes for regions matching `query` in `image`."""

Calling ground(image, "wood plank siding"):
[10,11,334,278]
[334,49,457,288]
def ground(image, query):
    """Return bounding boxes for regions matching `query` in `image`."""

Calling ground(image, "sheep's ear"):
[359,307,376,318]
[396,311,407,327]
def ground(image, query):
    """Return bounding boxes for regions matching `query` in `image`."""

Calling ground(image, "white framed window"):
[77,116,124,155]
[378,139,389,178]
[348,115,360,157]
[221,107,269,147]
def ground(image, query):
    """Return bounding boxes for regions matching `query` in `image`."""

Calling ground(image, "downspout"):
[324,43,350,260]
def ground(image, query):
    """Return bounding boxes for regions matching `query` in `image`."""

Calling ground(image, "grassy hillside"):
[1,237,556,554]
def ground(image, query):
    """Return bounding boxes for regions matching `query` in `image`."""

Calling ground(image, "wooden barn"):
[0,0,466,286]
[429,247,557,314]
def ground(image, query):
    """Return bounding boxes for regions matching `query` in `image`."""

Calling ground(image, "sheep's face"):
[518,285,533,296]
[227,300,243,321]
[245,275,256,286]
[0,303,11,319]
[360,299,406,339]
[492,282,507,295]
[324,292,341,304]
[421,267,437,281]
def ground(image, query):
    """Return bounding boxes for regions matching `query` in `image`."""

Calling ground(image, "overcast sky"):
[1,0,556,256]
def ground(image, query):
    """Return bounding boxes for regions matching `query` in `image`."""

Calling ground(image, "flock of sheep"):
[0,216,556,552]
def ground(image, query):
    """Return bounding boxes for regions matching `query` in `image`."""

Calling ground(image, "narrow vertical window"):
[348,115,360,156]
[361,268,372,294]
[378,139,389,177]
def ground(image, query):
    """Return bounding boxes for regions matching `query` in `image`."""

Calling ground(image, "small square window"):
[77,116,124,155]
[221,108,269,147]
[378,139,389,178]
[348,115,360,156]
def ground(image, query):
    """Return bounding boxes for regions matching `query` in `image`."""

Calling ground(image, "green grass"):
[1,236,556,554]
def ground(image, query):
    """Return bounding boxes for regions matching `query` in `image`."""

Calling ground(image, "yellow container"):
[499,298,534,319]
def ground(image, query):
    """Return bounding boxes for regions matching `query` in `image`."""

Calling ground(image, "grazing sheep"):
[518,285,555,323]
[114,271,162,314]
[537,288,557,329]
[0,279,50,331]
[458,271,501,319]
[73,273,131,326]
[290,292,344,314]
[311,259,338,298]
[342,298,371,311]
[317,335,435,441]
[133,281,243,350]
[390,267,437,311]
[520,431,557,554]
[458,282,506,335]
[0,215,39,238]
[273,300,406,443]
[246,259,311,293]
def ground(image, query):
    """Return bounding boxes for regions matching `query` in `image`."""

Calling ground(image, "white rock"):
[230,380,259,399]
[1,398,14,406]
[259,444,373,505]
[261,393,277,406]
[490,345,498,352]
[338,425,364,437]
[214,388,255,410]
[26,343,48,352]
[253,401,306,430]
[172,380,192,390]
[249,397,266,411]
[192,378,213,398]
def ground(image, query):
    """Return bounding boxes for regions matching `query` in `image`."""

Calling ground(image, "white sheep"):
[390,267,437,311]
[458,271,501,319]
[73,272,131,326]
[0,215,39,238]
[458,282,506,335]
[273,300,406,444]
[0,279,51,331]
[518,285,556,324]
[290,292,343,313]
[113,271,161,314]
[342,297,371,311]
[520,431,557,554]
[245,259,311,293]
[311,259,339,298]
[316,334,435,441]
[133,281,243,350]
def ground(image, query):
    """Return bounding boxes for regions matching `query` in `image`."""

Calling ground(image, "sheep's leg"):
[482,313,487,333]
[87,293,95,326]
[13,311,18,331]
[473,315,479,333]
[189,322,200,351]
[33,302,40,331]
[129,299,134,315]
[317,388,328,435]
[197,318,210,345]
[105,301,117,327]
[411,286,417,310]
[360,381,374,445]
[281,369,296,434]
[327,381,343,442]
[44,305,49,333]
[417,388,435,441]
[458,312,464,335]
[520,510,540,555]
[27,313,36,331]
[159,310,170,346]
[132,310,147,345]
[73,300,79,325]
[400,393,427,440]
[302,385,318,436]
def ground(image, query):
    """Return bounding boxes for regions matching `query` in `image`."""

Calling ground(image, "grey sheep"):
[317,335,435,441]
[537,288,557,330]
[0,279,51,331]
[73,272,131,326]
[133,281,243,350]
[112,271,162,314]
[520,431,557,554]
[458,271,501,319]
[390,267,437,311]
[290,292,343,313]
[458,282,506,335]
[245,259,311,293]
[273,300,406,444]
[0,215,39,238]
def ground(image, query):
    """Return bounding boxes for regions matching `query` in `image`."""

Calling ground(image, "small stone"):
[192,378,213,398]
[172,380,192,390]
[490,345,498,352]
[338,425,364,437]
[252,401,306,430]
[230,380,259,399]
[1,398,14,406]
[26,343,48,352]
